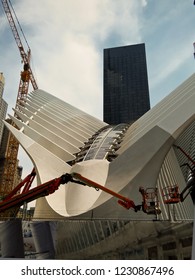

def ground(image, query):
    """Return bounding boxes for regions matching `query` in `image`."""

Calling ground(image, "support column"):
[0,219,24,258]
[30,221,55,259]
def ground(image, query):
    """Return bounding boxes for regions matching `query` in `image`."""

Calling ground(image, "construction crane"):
[1,0,38,93]
[0,0,38,207]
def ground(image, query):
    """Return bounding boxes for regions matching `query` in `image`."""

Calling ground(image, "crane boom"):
[1,0,38,92]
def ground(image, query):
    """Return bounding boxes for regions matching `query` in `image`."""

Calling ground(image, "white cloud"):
[141,0,195,106]
[142,0,147,7]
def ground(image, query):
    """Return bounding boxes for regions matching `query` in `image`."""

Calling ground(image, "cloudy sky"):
[0,0,195,177]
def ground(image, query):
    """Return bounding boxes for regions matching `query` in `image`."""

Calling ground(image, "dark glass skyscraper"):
[103,43,150,124]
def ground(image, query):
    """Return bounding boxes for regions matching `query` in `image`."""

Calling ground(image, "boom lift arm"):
[70,172,139,211]
[0,172,142,215]
[0,171,65,214]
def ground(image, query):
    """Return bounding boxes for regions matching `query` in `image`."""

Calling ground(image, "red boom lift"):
[0,171,141,216]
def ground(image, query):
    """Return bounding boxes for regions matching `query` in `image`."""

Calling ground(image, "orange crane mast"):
[0,0,38,206]
[1,0,38,102]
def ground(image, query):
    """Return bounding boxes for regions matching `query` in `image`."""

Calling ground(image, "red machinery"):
[0,171,141,215]
[0,169,63,214]
[0,169,164,216]
[71,172,137,211]
[139,187,161,215]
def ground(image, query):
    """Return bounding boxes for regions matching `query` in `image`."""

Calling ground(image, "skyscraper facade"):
[103,43,150,124]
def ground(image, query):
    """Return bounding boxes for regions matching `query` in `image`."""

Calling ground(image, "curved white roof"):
[4,74,195,220]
